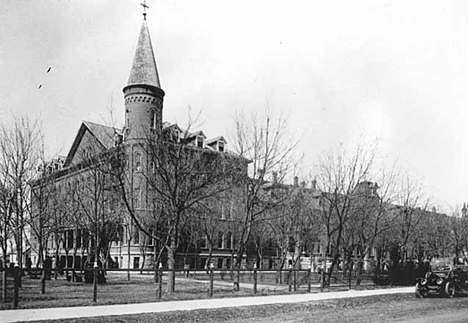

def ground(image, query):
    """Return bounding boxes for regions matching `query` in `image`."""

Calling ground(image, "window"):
[197,136,204,148]
[66,230,74,249]
[217,232,224,249]
[134,153,142,172]
[150,109,156,129]
[76,230,82,248]
[218,141,225,152]
[199,236,207,248]
[221,204,226,220]
[133,257,140,269]
[151,161,155,174]
[134,188,141,209]
[226,232,232,249]
[83,231,89,248]
[229,200,234,220]
[133,227,140,244]
[217,258,224,269]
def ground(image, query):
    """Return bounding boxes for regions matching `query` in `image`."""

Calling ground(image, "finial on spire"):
[140,0,149,20]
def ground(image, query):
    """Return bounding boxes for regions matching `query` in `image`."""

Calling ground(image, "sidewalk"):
[0,287,414,323]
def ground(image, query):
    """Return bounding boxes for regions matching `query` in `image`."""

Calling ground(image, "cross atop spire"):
[140,0,149,20]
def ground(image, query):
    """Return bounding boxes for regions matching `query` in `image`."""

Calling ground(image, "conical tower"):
[123,16,165,141]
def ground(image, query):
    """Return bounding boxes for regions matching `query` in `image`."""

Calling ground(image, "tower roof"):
[127,19,161,89]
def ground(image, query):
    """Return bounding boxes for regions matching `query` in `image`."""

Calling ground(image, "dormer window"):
[205,136,227,152]
[197,136,204,148]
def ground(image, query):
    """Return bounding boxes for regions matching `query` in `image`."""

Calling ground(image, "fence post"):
[41,267,46,294]
[348,268,352,289]
[307,267,312,293]
[208,263,214,297]
[288,265,292,292]
[93,263,98,303]
[253,264,257,294]
[157,263,163,299]
[13,265,19,309]
[293,269,297,292]
[320,268,324,292]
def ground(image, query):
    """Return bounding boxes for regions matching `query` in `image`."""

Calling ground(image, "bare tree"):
[0,175,15,301]
[116,118,235,293]
[29,161,61,293]
[0,116,42,290]
[314,141,376,285]
[390,174,430,263]
[229,110,298,290]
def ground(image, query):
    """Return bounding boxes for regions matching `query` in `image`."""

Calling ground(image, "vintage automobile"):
[415,265,468,298]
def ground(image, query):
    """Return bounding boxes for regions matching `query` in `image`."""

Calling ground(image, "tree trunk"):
[54,233,60,280]
[127,239,131,281]
[167,236,176,293]
[2,254,7,302]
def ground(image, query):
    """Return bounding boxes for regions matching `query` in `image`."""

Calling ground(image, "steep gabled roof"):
[64,121,120,167]
[82,121,119,149]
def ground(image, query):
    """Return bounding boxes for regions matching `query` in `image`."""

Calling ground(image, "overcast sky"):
[1,0,468,211]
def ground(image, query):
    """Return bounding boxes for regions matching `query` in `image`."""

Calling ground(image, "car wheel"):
[445,281,456,298]
[415,283,426,298]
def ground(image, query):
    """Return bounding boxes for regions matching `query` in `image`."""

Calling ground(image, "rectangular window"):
[226,232,232,249]
[76,230,82,248]
[218,232,224,249]
[229,200,233,219]
[83,231,89,248]
[133,228,140,244]
[217,258,224,268]
[199,236,207,248]
[221,204,225,220]
[67,230,74,249]
[218,142,224,152]
[133,257,140,269]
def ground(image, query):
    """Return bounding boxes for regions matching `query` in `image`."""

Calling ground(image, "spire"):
[126,19,161,89]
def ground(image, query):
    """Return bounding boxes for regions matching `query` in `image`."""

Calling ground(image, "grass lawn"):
[0,271,284,310]
[0,270,377,311]
[14,293,468,323]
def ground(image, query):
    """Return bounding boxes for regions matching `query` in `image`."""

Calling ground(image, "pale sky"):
[1,0,468,212]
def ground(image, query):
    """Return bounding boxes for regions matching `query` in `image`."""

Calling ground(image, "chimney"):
[311,179,317,191]
[293,176,299,187]
[300,181,306,188]
[272,172,278,184]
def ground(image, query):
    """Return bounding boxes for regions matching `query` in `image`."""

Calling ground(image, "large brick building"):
[29,14,243,271]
